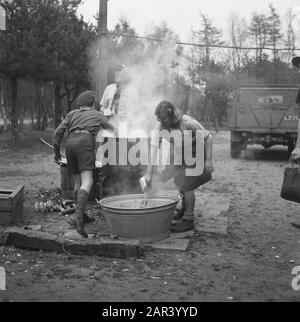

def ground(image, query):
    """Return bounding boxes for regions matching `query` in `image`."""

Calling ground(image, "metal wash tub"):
[99,194,180,243]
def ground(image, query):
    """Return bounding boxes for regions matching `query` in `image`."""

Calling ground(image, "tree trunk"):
[198,97,202,122]
[66,90,72,113]
[0,78,9,132]
[203,91,210,129]
[10,77,19,144]
[31,100,34,128]
[19,103,24,131]
[35,83,42,131]
[54,83,63,128]
[183,86,190,114]
[214,105,219,133]
[273,50,278,84]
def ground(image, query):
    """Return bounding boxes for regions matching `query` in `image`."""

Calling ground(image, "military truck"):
[228,85,300,159]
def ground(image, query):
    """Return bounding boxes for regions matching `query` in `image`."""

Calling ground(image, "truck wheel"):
[231,141,242,159]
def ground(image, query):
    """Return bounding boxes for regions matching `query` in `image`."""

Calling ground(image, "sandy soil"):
[0,130,300,302]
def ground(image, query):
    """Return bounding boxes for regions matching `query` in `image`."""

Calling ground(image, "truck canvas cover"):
[232,86,300,132]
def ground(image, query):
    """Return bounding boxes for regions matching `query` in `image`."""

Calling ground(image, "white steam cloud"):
[90,37,180,136]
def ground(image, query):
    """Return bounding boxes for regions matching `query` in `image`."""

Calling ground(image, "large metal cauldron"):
[96,130,151,196]
[100,194,179,243]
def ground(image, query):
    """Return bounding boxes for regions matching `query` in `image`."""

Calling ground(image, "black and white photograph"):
[0,0,300,305]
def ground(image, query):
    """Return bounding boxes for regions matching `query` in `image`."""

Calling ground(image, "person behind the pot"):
[143,101,214,233]
[113,67,139,121]
[53,90,114,238]
[100,65,124,119]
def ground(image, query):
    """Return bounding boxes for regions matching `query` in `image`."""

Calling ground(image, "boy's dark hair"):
[155,101,182,128]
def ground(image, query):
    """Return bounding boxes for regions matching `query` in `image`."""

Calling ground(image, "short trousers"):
[159,164,212,192]
[66,133,95,175]
[161,139,212,192]
[174,167,212,192]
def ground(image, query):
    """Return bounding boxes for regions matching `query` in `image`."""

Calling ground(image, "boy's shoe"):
[67,189,90,238]
[83,212,96,224]
[67,216,88,238]
[171,220,194,233]
[173,207,186,221]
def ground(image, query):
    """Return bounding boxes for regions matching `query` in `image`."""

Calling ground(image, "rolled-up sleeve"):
[99,116,115,132]
[100,88,109,111]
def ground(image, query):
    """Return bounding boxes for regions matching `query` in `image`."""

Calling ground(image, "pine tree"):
[248,12,269,64]
[193,13,224,70]
[267,4,283,63]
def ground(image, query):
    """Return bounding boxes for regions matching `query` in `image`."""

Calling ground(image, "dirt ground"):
[0,130,300,302]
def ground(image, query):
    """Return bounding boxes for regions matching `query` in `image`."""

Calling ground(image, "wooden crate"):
[0,185,25,225]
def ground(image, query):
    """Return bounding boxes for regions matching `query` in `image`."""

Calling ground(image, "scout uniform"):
[53,92,113,176]
[53,91,113,238]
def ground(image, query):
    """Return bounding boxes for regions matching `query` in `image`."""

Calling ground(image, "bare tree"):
[228,14,250,75]
[249,12,269,64]
[266,4,283,83]
[285,8,297,63]
[193,12,224,70]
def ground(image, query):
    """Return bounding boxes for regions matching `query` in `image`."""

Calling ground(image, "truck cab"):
[228,85,300,159]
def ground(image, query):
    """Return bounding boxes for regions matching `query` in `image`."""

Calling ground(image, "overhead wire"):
[106,31,300,52]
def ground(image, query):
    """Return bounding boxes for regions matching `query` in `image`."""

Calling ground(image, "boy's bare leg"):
[172,191,195,233]
[67,170,94,238]
[72,174,81,202]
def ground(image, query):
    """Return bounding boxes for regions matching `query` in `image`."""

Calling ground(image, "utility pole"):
[97,0,109,101]
[0,5,6,31]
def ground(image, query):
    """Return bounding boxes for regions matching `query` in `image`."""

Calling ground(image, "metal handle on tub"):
[95,199,103,209]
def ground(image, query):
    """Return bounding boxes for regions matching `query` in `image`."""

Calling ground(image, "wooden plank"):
[0,192,12,197]
[6,230,63,253]
[4,229,145,259]
[64,241,144,258]
[10,185,25,200]
[0,187,14,201]
[0,188,13,194]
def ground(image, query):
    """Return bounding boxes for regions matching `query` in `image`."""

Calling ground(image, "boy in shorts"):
[53,90,114,238]
[143,101,214,233]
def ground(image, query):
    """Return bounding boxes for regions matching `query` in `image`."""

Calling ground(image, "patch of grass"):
[0,130,62,190]
[0,128,65,152]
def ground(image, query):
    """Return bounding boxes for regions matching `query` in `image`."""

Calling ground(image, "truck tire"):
[231,141,242,159]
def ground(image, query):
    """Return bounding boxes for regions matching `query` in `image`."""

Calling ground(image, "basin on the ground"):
[100,194,179,243]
